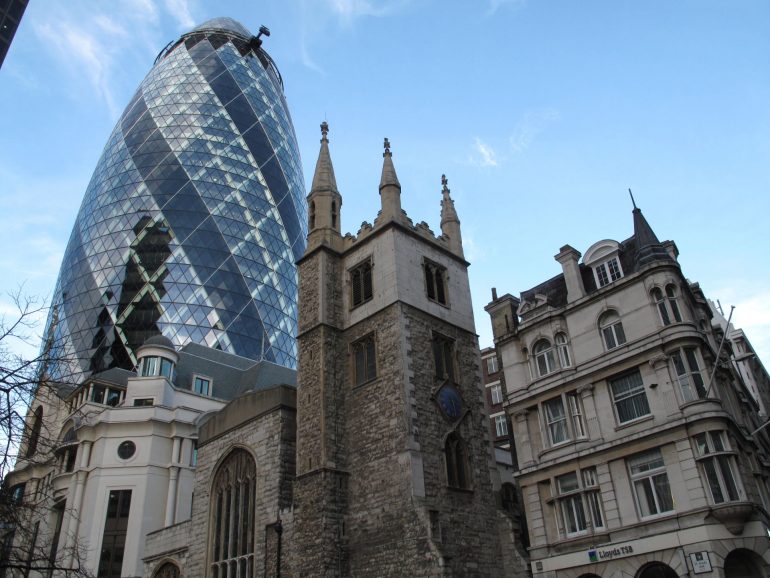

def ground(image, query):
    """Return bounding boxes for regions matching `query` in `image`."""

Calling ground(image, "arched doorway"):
[724,548,767,578]
[637,562,677,578]
[153,561,180,578]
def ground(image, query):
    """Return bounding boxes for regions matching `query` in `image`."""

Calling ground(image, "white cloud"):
[326,0,410,22]
[510,108,560,153]
[125,0,160,24]
[164,0,195,30]
[35,21,119,117]
[471,137,499,167]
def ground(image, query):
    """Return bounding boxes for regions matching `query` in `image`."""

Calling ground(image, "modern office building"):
[487,206,770,577]
[43,17,307,380]
[0,0,28,68]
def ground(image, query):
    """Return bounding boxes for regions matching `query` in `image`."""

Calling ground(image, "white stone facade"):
[488,209,770,578]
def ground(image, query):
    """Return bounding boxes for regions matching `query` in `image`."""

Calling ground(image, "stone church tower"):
[293,123,510,576]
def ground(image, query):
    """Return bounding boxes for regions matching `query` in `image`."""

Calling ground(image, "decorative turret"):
[629,190,670,266]
[378,137,402,222]
[439,174,464,258]
[306,122,342,249]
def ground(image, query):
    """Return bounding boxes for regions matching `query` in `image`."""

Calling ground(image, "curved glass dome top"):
[44,19,307,379]
[190,17,252,39]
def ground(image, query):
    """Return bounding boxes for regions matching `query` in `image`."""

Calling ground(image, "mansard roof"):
[519,217,674,310]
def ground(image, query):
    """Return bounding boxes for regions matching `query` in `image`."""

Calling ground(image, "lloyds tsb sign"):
[588,544,635,563]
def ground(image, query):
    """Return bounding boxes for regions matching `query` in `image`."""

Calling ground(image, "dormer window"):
[594,257,623,287]
[584,240,623,289]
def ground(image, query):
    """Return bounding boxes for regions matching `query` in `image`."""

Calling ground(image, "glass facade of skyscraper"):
[44,18,307,378]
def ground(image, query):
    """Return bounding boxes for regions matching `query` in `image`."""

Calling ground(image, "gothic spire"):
[310,121,338,195]
[440,174,459,226]
[378,137,402,221]
[379,138,401,192]
[439,174,464,258]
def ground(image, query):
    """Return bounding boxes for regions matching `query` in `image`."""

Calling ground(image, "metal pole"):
[704,305,734,398]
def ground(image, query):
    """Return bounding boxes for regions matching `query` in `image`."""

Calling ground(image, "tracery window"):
[424,259,448,306]
[209,448,256,578]
[352,334,377,385]
[445,432,471,490]
[350,259,373,307]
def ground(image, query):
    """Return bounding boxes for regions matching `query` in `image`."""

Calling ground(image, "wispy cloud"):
[297,0,411,72]
[486,0,526,17]
[31,0,200,117]
[36,21,120,116]
[327,0,411,22]
[164,0,195,30]
[510,108,560,153]
[470,137,499,167]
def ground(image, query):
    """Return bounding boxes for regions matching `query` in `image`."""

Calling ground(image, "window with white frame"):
[609,370,650,423]
[534,339,557,377]
[671,347,706,402]
[594,257,623,288]
[555,467,604,537]
[628,449,674,517]
[693,431,742,504]
[599,310,626,350]
[555,333,572,368]
[543,392,587,446]
[486,355,499,375]
[490,384,503,405]
[494,414,508,437]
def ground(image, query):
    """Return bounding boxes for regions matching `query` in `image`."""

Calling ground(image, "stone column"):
[64,440,92,567]
[165,437,181,526]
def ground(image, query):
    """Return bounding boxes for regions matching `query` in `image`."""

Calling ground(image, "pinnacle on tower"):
[378,137,402,221]
[307,122,342,241]
[439,174,464,258]
[310,121,339,195]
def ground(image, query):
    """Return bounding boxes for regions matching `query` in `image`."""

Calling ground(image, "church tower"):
[293,125,508,576]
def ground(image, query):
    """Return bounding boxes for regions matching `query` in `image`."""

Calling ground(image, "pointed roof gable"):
[632,206,671,266]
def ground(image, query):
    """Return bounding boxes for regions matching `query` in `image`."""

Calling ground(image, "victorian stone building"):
[486,205,770,578]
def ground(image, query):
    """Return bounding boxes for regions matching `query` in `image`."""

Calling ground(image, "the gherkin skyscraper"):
[45,18,307,378]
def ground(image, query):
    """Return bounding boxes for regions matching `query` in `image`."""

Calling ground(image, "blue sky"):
[0,0,768,362]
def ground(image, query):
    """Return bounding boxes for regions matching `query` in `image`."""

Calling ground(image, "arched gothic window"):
[309,201,315,230]
[153,562,180,578]
[445,433,471,490]
[209,448,256,578]
[331,201,337,228]
[25,406,43,458]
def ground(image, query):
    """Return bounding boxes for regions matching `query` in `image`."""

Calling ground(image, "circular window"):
[117,441,136,460]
